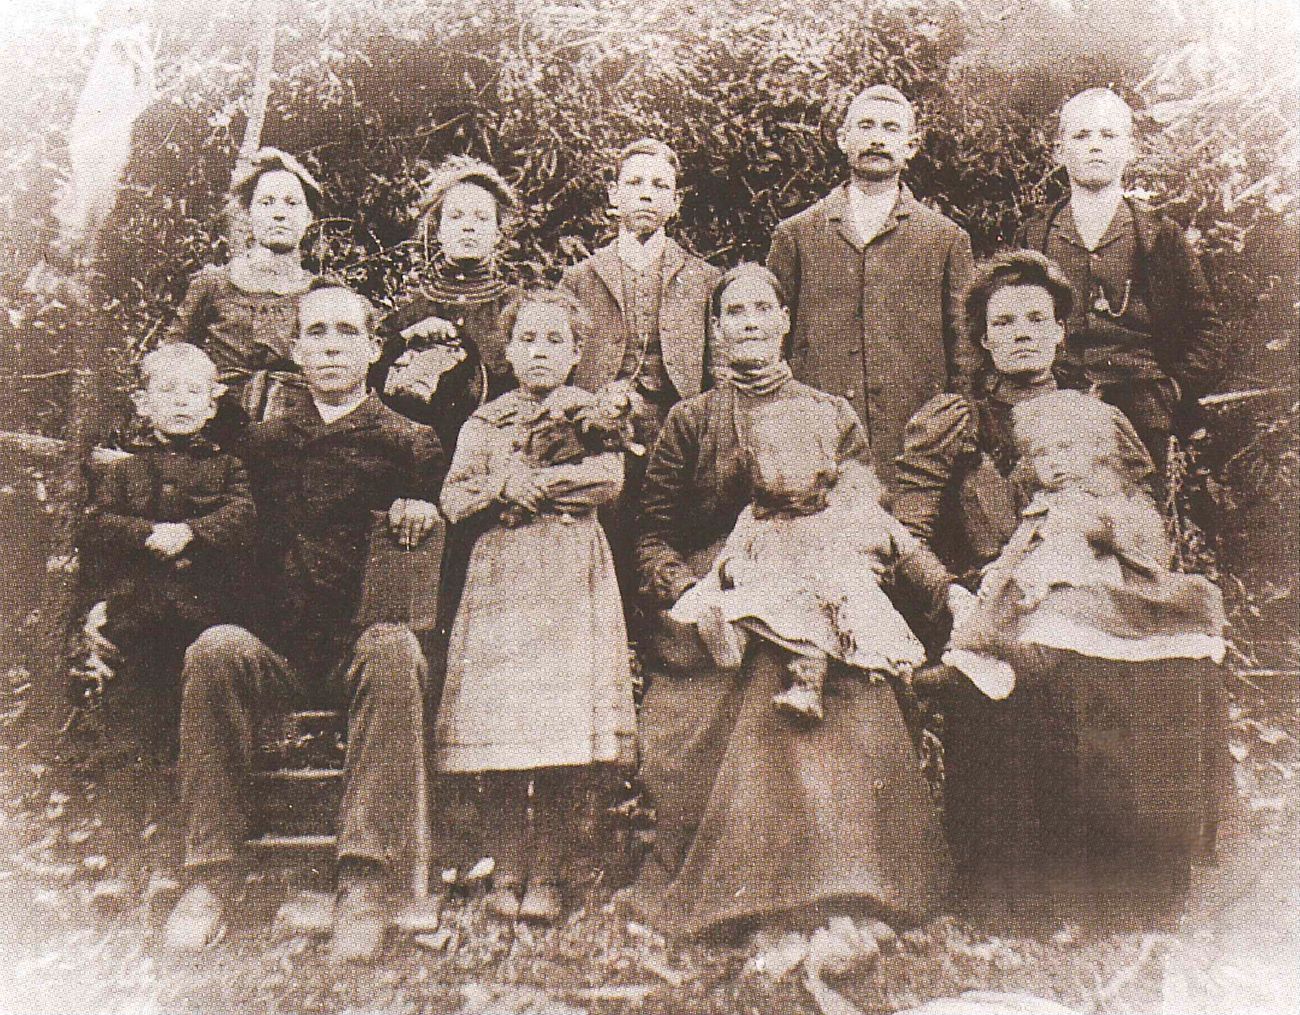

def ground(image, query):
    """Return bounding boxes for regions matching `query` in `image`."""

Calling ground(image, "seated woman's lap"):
[637,633,951,937]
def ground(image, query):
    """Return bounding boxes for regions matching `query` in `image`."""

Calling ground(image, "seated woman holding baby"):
[627,263,960,939]
[895,250,1229,914]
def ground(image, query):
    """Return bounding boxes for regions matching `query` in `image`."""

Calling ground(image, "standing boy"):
[767,84,978,489]
[1018,87,1224,469]
[561,138,721,608]
[162,281,444,964]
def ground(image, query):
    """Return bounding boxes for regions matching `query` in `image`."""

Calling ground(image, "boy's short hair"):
[613,138,681,181]
[843,84,916,130]
[501,286,590,349]
[416,155,519,230]
[964,249,1076,349]
[710,262,787,319]
[298,277,381,337]
[1057,87,1134,137]
[140,343,220,388]
[230,147,324,214]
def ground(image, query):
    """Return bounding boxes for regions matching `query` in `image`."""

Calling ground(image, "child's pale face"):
[437,182,501,261]
[138,367,219,437]
[506,302,580,396]
[609,153,680,240]
[1028,427,1114,492]
[1055,95,1135,191]
[248,170,312,253]
[292,289,380,401]
[715,275,789,369]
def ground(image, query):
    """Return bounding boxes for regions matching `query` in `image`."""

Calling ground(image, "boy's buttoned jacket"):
[1018,198,1225,400]
[767,184,978,488]
[80,436,257,630]
[561,237,721,399]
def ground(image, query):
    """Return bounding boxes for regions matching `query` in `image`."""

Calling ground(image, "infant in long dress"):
[671,400,932,722]
[944,390,1226,698]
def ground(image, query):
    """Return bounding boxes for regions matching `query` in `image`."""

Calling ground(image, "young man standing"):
[561,138,721,610]
[162,281,444,964]
[562,138,720,449]
[1018,87,1224,470]
[767,85,978,489]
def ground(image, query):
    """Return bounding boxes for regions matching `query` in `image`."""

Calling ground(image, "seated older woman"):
[894,250,1230,911]
[629,263,956,939]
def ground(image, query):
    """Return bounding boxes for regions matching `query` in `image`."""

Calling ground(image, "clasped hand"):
[399,315,457,344]
[501,467,553,514]
[146,522,193,560]
[388,498,440,548]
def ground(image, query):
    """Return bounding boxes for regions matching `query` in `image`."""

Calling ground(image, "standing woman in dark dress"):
[165,148,323,445]
[374,155,518,457]
[894,250,1227,910]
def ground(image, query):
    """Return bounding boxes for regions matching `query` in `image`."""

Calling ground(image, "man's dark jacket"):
[767,184,978,489]
[1018,197,1225,399]
[241,394,444,678]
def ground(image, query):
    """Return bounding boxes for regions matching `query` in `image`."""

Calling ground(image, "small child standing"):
[78,343,256,716]
[945,389,1225,697]
[671,398,955,723]
[434,287,636,924]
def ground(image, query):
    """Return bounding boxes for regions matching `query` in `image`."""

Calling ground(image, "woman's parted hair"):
[964,249,1076,351]
[709,262,787,320]
[417,154,519,231]
[500,286,591,349]
[230,147,324,215]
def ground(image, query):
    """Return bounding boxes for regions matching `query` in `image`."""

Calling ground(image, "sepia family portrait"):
[0,0,1296,1012]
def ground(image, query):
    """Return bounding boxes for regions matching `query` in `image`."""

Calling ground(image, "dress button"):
[846,388,856,400]
[848,346,861,357]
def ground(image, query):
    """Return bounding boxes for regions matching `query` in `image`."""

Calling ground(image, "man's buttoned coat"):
[561,237,721,400]
[767,183,978,488]
[242,394,444,678]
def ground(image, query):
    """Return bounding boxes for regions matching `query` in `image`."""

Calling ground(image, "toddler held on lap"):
[671,400,932,723]
[945,389,1226,698]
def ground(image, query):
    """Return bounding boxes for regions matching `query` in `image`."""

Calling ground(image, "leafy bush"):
[1,0,1296,653]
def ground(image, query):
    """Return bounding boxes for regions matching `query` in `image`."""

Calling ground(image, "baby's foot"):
[772,683,824,723]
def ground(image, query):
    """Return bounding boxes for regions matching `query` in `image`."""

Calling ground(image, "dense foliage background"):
[1,0,1296,660]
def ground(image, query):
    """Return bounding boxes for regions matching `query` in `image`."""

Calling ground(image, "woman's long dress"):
[434,388,636,774]
[895,384,1231,899]
[632,379,952,937]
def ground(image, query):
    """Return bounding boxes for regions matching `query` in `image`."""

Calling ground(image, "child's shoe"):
[483,877,521,921]
[71,601,119,702]
[518,881,563,924]
[772,654,827,723]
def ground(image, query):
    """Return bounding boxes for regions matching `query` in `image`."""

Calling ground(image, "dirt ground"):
[1,484,1298,1015]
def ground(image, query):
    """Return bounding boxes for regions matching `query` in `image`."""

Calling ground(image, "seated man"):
[162,280,444,963]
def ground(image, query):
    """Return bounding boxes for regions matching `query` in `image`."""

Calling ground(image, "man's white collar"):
[846,183,899,244]
[313,391,367,424]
